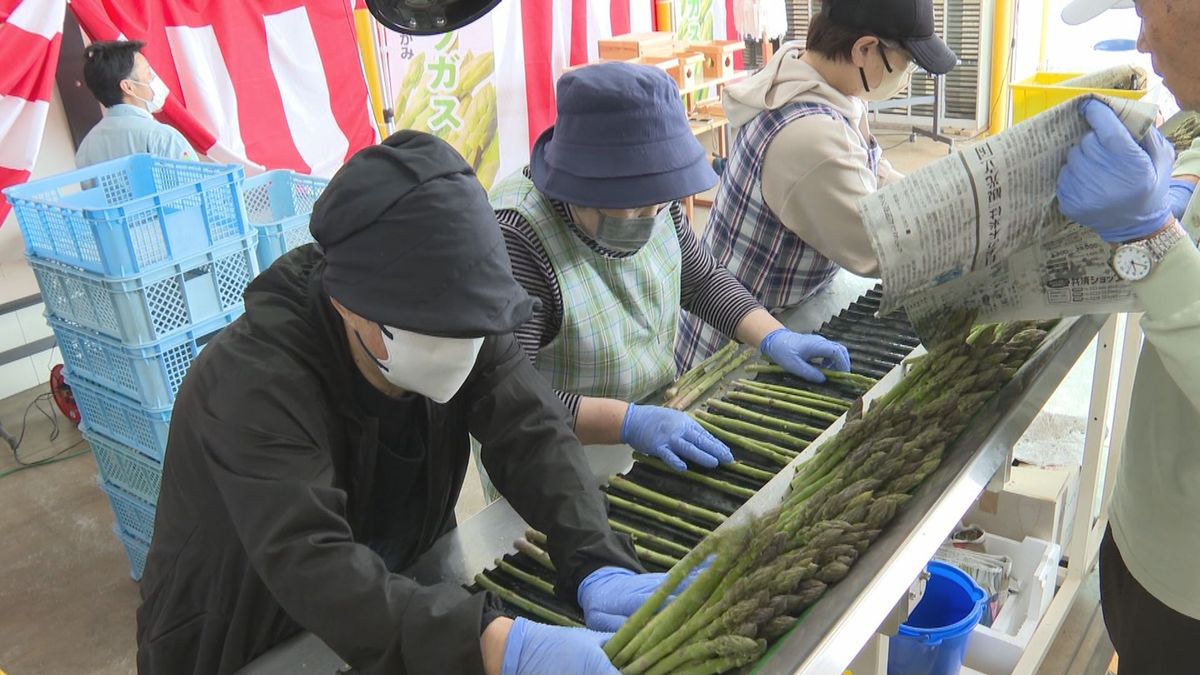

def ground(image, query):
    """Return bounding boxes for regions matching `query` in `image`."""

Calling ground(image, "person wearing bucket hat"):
[674,0,957,371]
[1053,1,1200,671]
[136,131,672,674]
[491,62,851,474]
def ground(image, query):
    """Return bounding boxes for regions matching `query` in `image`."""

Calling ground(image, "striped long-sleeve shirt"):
[497,196,762,418]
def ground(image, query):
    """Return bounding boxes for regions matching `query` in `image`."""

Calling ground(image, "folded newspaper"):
[1057,64,1148,92]
[860,94,1159,323]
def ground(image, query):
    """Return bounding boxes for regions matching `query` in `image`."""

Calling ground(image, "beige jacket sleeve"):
[759,116,881,277]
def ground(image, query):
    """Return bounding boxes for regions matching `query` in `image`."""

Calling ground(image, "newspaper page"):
[1058,64,1148,91]
[860,94,1160,323]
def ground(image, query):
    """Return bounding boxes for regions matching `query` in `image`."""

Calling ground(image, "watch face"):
[1113,244,1153,281]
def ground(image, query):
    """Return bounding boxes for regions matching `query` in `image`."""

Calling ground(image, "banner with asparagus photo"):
[384,23,499,188]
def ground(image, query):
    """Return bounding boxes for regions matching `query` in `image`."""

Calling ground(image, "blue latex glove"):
[577,564,708,632]
[500,617,619,675]
[1056,99,1175,243]
[759,329,851,383]
[1168,179,1196,220]
[620,403,734,471]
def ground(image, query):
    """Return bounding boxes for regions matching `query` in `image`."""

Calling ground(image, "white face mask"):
[128,76,170,113]
[861,46,914,102]
[358,325,484,403]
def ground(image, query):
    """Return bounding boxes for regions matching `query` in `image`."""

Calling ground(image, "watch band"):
[1145,219,1188,264]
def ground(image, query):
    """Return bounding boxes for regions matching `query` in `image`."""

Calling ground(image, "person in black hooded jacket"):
[134,132,661,675]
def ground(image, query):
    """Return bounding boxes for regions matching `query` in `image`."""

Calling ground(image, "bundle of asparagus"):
[1167,113,1200,154]
[478,292,907,630]
[665,342,756,410]
[603,313,1054,674]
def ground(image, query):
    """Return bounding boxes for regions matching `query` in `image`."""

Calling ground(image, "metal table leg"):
[910,74,956,153]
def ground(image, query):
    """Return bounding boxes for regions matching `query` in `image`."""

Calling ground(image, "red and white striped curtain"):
[68,0,379,177]
[0,0,66,225]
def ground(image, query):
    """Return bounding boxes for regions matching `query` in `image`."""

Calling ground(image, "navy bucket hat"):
[530,62,717,209]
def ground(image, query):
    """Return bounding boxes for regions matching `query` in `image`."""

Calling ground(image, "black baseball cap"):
[828,0,958,75]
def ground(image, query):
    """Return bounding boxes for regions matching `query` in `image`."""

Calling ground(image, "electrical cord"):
[0,441,88,481]
[3,385,87,479]
[9,391,62,459]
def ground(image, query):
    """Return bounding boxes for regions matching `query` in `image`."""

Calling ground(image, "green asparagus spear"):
[707,398,830,436]
[746,364,877,390]
[643,636,762,675]
[608,518,694,557]
[605,493,713,539]
[495,558,556,596]
[734,379,851,409]
[668,349,756,410]
[734,381,851,415]
[691,415,795,466]
[634,454,758,499]
[722,391,841,425]
[609,476,728,526]
[474,573,581,627]
[667,341,738,399]
[514,538,555,572]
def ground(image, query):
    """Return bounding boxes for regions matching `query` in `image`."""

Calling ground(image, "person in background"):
[137,132,673,675]
[1057,0,1200,670]
[76,40,196,168]
[674,0,957,370]
[490,62,851,475]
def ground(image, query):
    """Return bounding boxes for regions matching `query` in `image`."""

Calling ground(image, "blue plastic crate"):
[241,170,326,270]
[31,234,256,347]
[114,526,149,581]
[4,154,250,276]
[102,479,157,544]
[68,374,171,458]
[53,313,234,409]
[86,426,163,504]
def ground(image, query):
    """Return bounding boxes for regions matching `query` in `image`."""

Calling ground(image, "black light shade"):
[365,0,503,35]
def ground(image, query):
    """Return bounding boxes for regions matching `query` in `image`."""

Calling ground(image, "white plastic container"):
[961,534,1061,675]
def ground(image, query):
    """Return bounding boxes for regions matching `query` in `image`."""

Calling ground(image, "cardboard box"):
[963,534,1062,674]
[965,465,1080,550]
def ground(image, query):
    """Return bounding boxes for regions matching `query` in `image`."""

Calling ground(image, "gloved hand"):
[759,329,851,383]
[620,404,734,471]
[1056,99,1175,243]
[577,564,708,631]
[500,617,618,675]
[1168,178,1196,220]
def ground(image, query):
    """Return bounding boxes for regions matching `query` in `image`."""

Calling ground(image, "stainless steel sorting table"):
[239,274,1099,675]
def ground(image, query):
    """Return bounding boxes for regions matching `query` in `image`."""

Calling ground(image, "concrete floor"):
[0,134,1109,675]
[0,377,489,675]
[0,384,138,674]
[1036,569,1116,675]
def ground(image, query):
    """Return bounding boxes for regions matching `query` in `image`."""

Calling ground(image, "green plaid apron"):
[491,172,681,401]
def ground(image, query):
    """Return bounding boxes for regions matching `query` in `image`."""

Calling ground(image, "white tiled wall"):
[0,302,57,401]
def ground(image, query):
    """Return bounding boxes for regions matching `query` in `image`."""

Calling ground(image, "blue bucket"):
[888,561,987,675]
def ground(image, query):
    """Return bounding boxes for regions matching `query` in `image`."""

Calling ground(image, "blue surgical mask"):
[594,207,670,252]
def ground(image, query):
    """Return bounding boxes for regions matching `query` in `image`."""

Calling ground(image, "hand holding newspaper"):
[860,95,1161,324]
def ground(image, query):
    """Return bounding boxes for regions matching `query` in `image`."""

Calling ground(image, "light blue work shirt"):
[75,104,198,168]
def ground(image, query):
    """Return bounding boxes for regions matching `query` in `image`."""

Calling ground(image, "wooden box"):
[628,55,688,89]
[673,51,706,92]
[694,40,745,80]
[598,32,677,61]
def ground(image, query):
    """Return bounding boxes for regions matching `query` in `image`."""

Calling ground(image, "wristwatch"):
[1110,219,1189,282]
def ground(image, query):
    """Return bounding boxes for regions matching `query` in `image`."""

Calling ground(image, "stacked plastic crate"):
[241,170,329,271]
[3,155,259,580]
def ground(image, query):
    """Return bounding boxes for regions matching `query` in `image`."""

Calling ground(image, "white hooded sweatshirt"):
[723,43,903,276]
